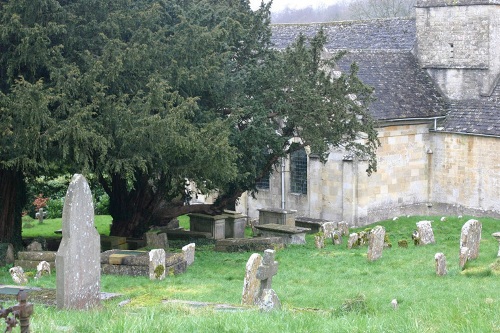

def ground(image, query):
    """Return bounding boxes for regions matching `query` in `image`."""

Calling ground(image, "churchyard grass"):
[3,216,500,332]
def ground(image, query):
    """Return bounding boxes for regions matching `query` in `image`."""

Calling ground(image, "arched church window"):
[290,148,307,194]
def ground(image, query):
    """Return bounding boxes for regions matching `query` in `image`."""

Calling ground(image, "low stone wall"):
[214,237,285,253]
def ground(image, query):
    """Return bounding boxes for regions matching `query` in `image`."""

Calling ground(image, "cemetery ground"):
[1,215,499,332]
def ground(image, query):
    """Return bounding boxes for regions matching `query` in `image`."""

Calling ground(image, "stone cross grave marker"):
[56,174,100,310]
[35,208,46,224]
[256,249,279,296]
[367,226,385,261]
[241,249,279,306]
[460,219,482,260]
[416,220,435,245]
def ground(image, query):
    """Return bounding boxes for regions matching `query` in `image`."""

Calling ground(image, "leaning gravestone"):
[320,222,337,238]
[347,233,359,249]
[367,226,385,261]
[56,174,100,310]
[241,249,279,307]
[460,219,482,260]
[416,221,435,245]
[241,253,263,305]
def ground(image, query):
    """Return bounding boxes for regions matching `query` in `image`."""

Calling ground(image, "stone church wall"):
[429,132,500,217]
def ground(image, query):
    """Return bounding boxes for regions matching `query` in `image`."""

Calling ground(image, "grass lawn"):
[4,215,500,332]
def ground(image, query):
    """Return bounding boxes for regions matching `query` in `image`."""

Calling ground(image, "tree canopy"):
[0,0,379,240]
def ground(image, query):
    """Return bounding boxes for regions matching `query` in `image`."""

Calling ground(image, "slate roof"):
[337,50,448,121]
[271,18,448,122]
[271,18,416,51]
[438,84,500,136]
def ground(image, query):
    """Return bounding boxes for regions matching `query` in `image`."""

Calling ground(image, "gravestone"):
[56,174,101,310]
[26,241,42,252]
[35,208,46,224]
[338,221,349,236]
[347,233,359,249]
[460,219,482,260]
[241,249,279,307]
[145,231,168,249]
[241,253,263,305]
[332,230,343,245]
[320,222,337,238]
[459,246,469,270]
[0,243,15,266]
[256,249,278,296]
[416,221,435,245]
[149,249,166,280]
[434,252,447,276]
[314,234,325,249]
[367,226,385,261]
[258,289,281,312]
[35,261,51,280]
[9,266,28,285]
[492,232,500,257]
[182,243,195,266]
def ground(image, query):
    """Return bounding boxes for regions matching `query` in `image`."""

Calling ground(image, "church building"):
[237,0,500,227]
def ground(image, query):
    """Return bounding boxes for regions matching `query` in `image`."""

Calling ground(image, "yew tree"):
[0,0,379,240]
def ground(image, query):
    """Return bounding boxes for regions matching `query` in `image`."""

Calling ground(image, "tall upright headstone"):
[56,174,100,310]
[460,219,482,260]
[367,226,385,261]
[241,253,263,305]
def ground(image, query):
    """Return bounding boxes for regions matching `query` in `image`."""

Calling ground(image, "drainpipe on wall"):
[281,157,286,210]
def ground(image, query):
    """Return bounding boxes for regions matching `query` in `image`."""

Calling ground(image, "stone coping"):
[257,208,297,214]
[254,224,310,234]
[295,217,334,224]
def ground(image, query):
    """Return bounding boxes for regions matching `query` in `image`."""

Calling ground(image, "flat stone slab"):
[162,300,248,312]
[214,237,285,252]
[254,224,310,245]
[295,217,335,234]
[166,229,212,240]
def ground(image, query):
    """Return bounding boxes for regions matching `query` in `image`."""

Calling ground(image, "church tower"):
[415,0,500,99]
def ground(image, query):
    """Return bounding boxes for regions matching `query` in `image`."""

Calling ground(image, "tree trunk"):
[0,168,25,249]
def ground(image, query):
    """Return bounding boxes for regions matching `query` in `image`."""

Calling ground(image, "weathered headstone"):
[182,243,195,266]
[434,252,447,276]
[145,231,169,249]
[314,234,325,249]
[320,222,337,238]
[26,241,42,252]
[241,253,263,305]
[459,246,468,270]
[332,230,343,245]
[347,233,359,249]
[56,174,101,310]
[258,289,281,312]
[149,249,166,280]
[367,226,385,261]
[9,266,28,285]
[416,220,435,245]
[492,232,500,257]
[256,249,279,296]
[460,219,482,260]
[35,260,51,280]
[241,249,279,307]
[338,221,349,236]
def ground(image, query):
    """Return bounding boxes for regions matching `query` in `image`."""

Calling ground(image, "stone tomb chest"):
[254,224,310,245]
[258,208,296,226]
[101,250,186,277]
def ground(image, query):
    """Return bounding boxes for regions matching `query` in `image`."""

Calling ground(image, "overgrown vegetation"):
[2,216,499,332]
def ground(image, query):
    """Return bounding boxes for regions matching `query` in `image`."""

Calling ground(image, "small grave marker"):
[367,226,385,261]
[460,219,482,260]
[149,249,166,280]
[435,252,447,276]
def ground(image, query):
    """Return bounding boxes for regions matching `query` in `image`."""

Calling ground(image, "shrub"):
[46,198,64,219]
[94,193,110,215]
